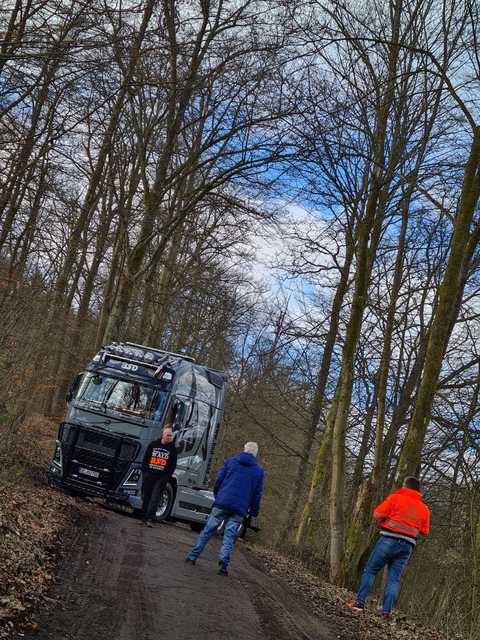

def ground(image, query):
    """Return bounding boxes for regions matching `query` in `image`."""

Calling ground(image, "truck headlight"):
[123,468,142,487]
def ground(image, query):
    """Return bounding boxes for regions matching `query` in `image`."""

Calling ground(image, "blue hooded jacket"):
[213,452,264,517]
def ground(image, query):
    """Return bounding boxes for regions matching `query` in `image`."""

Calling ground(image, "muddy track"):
[24,506,335,640]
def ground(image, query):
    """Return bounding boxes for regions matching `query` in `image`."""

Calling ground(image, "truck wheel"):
[154,483,174,522]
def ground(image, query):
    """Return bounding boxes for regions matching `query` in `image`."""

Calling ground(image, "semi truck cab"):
[48,342,226,527]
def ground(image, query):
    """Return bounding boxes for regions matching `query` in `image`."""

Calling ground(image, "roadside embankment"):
[249,546,463,640]
[0,480,87,638]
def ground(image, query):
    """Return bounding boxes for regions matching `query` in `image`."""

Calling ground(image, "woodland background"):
[1,0,480,637]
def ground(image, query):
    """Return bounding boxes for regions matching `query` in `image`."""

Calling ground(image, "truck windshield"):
[75,373,168,422]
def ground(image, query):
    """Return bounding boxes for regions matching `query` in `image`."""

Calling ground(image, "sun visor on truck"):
[90,343,195,378]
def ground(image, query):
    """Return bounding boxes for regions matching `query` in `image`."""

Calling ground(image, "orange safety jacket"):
[373,487,430,542]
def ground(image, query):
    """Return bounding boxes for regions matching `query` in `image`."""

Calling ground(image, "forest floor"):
[0,477,462,640]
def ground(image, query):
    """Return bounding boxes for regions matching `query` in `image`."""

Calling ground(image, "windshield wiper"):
[73,417,141,440]
[111,430,139,440]
[106,410,146,425]
[76,404,148,427]
[78,417,143,434]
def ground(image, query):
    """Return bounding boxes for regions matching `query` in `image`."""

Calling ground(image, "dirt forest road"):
[30,506,337,640]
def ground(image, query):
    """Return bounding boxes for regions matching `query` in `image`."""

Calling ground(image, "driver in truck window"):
[141,426,177,527]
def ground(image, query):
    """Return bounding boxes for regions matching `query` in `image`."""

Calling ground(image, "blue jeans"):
[187,507,243,567]
[357,536,413,612]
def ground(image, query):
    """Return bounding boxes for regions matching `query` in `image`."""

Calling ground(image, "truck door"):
[172,398,198,485]
[186,400,214,485]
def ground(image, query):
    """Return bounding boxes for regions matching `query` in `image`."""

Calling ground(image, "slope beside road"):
[27,507,337,640]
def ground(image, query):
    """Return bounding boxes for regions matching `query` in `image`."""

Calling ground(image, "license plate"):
[79,467,99,478]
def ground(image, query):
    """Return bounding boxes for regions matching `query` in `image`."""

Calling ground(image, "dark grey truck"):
[48,342,226,528]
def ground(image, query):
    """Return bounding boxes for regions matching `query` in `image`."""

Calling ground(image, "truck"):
[48,342,226,529]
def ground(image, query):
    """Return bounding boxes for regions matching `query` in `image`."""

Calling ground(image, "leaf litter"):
[249,545,465,640]
[0,481,87,639]
[0,478,466,640]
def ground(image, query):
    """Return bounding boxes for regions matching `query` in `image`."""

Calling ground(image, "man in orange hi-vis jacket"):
[347,476,430,617]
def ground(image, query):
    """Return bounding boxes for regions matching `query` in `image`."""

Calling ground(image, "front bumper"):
[48,465,142,509]
[48,424,143,509]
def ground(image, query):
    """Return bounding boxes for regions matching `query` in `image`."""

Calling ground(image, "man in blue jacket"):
[185,442,264,576]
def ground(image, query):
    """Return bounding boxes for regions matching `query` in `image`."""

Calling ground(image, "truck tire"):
[154,482,174,522]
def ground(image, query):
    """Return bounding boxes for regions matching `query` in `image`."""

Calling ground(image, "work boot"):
[217,561,228,576]
[346,599,364,612]
[185,557,196,565]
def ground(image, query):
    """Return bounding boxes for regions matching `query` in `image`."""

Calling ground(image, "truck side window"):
[185,402,198,428]
[152,392,168,422]
[194,373,216,405]
[175,370,194,397]
[172,400,187,431]
[197,401,211,429]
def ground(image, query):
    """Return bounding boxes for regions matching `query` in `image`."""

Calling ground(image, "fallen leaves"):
[0,480,82,638]
[249,545,464,640]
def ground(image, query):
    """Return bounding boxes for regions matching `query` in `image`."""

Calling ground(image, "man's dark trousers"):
[141,475,168,522]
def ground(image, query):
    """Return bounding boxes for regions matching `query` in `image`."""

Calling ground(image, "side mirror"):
[66,381,76,402]
[172,401,186,431]
[66,374,83,403]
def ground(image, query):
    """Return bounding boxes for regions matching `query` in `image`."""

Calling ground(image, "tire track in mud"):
[28,508,334,640]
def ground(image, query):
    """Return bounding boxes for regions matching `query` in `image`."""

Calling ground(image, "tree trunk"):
[328,229,372,583]
[50,199,116,413]
[342,200,408,584]
[284,235,355,546]
[328,0,404,583]
[95,223,125,350]
[396,129,480,482]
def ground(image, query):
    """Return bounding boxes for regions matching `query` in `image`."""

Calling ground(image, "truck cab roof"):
[86,342,226,407]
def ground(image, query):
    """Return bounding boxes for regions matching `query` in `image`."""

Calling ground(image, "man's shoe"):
[217,561,228,576]
[347,599,365,612]
[185,557,196,565]
[380,611,392,620]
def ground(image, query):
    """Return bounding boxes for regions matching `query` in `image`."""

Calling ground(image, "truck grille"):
[74,450,112,469]
[76,430,118,457]
[63,424,139,490]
